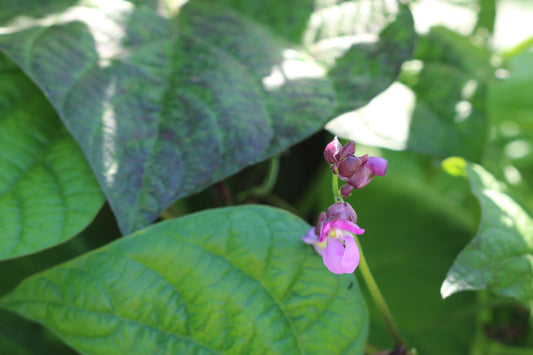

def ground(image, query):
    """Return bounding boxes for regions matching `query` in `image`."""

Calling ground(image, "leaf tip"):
[440,279,456,299]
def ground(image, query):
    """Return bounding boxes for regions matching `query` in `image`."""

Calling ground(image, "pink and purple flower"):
[302,202,365,274]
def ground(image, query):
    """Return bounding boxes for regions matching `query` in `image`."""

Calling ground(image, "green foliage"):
[442,164,533,310]
[406,27,490,161]
[0,54,104,260]
[1,206,368,355]
[0,0,414,234]
[1,0,532,353]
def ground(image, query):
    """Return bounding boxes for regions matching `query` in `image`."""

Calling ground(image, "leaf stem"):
[238,156,280,199]
[353,236,407,348]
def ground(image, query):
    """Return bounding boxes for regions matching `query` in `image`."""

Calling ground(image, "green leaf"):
[0,205,368,354]
[415,27,493,80]
[441,164,533,310]
[406,62,488,161]
[0,0,416,234]
[0,53,104,260]
[344,149,478,354]
[0,0,338,234]
[209,0,314,43]
[400,27,492,161]
[489,51,533,125]
[327,3,416,112]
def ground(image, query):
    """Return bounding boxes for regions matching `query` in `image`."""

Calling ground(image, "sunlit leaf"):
[0,54,104,260]
[441,164,533,310]
[0,0,336,234]
[1,205,368,354]
[0,0,416,234]
[327,26,489,160]
[307,1,416,112]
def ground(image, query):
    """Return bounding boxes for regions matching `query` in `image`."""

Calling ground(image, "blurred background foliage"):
[1,0,533,354]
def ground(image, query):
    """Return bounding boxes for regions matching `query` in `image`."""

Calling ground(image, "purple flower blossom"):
[324,136,388,198]
[302,202,365,274]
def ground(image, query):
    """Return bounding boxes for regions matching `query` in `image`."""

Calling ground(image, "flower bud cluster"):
[324,136,388,198]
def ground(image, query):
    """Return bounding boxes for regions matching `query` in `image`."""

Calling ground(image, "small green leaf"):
[0,54,104,260]
[0,205,368,354]
[441,164,533,310]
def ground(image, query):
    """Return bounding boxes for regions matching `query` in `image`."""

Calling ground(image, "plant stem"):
[238,156,280,200]
[353,236,406,348]
[332,173,344,203]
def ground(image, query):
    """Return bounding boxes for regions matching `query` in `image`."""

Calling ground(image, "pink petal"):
[340,141,356,156]
[348,169,372,189]
[329,220,365,235]
[341,236,360,273]
[323,238,345,274]
[302,227,319,244]
[366,156,388,176]
[319,221,333,242]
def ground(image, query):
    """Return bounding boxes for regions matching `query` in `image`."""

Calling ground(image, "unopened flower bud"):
[326,202,358,224]
[339,140,355,157]
[340,184,354,199]
[324,136,342,165]
[337,154,368,178]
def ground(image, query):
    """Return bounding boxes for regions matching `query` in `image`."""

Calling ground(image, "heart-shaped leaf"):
[441,164,533,309]
[0,0,415,234]
[0,53,104,260]
[0,205,368,354]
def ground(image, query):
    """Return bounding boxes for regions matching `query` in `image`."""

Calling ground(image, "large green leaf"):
[441,164,533,310]
[0,53,104,260]
[0,205,368,354]
[0,0,415,234]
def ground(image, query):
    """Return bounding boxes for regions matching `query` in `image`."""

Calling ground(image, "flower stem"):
[353,236,407,348]
[332,173,344,203]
